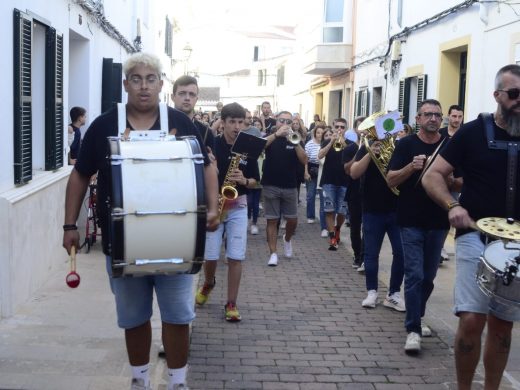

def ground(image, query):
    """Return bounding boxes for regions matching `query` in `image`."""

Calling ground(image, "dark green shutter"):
[13,9,33,184]
[45,27,64,170]
[398,78,411,125]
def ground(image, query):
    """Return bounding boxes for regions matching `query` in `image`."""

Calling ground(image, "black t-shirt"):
[214,135,260,196]
[441,115,520,236]
[387,133,449,229]
[75,105,209,255]
[342,142,360,201]
[354,144,398,213]
[261,137,301,188]
[320,139,349,187]
[264,118,277,136]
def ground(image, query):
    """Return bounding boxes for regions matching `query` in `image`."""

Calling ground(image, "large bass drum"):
[108,136,206,277]
[477,240,520,306]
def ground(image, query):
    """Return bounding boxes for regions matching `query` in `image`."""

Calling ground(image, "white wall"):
[0,0,153,318]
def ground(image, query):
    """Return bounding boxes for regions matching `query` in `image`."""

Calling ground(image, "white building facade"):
[352,0,520,125]
[0,0,176,318]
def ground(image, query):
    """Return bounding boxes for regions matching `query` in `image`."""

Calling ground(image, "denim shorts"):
[454,232,520,322]
[322,184,347,214]
[205,203,248,261]
[105,257,195,329]
[262,185,298,219]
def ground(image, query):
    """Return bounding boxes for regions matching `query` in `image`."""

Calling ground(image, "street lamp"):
[183,43,192,75]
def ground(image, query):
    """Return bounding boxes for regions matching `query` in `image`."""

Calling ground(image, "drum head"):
[483,241,520,270]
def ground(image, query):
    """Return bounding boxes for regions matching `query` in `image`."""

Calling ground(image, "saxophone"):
[217,153,242,218]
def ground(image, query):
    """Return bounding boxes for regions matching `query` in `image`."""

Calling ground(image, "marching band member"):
[195,103,260,322]
[262,111,308,266]
[387,99,449,354]
[318,118,349,251]
[423,64,520,390]
[62,52,219,390]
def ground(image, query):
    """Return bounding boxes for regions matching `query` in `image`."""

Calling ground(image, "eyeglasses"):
[278,118,293,125]
[497,88,520,100]
[334,125,346,129]
[128,75,159,89]
[176,91,198,99]
[419,112,443,120]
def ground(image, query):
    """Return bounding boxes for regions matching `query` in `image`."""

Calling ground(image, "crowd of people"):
[62,52,520,390]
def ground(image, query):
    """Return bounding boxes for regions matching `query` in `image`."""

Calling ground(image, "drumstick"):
[66,246,81,288]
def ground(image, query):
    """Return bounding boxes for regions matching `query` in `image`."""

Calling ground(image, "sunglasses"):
[278,118,293,125]
[497,88,520,100]
[335,125,346,129]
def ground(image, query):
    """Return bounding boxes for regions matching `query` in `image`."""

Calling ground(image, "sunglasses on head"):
[497,88,520,100]
[278,118,293,125]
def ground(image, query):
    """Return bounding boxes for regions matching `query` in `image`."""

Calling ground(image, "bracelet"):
[447,201,461,211]
[63,224,78,231]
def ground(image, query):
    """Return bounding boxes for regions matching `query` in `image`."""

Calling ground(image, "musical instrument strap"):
[481,112,519,218]
[117,102,168,135]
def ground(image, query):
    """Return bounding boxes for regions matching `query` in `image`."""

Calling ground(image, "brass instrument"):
[218,153,242,218]
[333,139,344,152]
[287,130,301,145]
[358,111,399,196]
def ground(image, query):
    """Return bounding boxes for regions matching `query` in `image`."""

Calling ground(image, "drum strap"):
[481,112,519,218]
[117,103,169,136]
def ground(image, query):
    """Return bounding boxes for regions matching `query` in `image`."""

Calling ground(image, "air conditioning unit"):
[391,40,402,61]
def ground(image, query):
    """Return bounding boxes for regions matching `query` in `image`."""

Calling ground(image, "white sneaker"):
[250,225,259,235]
[383,292,406,312]
[268,253,278,267]
[362,290,378,308]
[320,229,328,238]
[404,332,421,353]
[283,234,293,258]
[357,262,365,273]
[280,219,286,229]
[131,378,151,390]
[441,247,449,261]
[421,322,432,337]
[307,218,315,224]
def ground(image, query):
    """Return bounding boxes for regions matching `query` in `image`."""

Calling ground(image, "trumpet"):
[287,130,301,145]
[333,139,344,152]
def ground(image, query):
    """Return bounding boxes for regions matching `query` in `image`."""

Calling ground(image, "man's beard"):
[501,102,520,137]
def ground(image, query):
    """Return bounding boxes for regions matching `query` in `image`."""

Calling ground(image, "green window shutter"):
[45,28,64,170]
[13,9,33,185]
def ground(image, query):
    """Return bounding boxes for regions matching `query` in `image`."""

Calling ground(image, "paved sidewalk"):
[0,200,519,389]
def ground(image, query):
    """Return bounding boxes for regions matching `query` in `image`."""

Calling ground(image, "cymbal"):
[476,217,520,240]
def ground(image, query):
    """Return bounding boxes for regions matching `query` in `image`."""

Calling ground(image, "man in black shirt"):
[387,99,450,354]
[171,75,216,152]
[423,64,520,390]
[318,118,349,250]
[262,111,308,266]
[195,103,260,322]
[62,53,219,390]
[260,101,277,136]
[350,134,405,312]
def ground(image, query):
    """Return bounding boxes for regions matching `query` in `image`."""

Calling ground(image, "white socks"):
[131,363,150,386]
[167,365,188,389]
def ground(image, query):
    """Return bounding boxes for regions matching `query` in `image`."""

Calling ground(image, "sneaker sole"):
[225,316,242,322]
[268,263,278,267]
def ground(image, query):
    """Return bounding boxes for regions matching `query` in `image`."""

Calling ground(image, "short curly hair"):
[123,52,162,79]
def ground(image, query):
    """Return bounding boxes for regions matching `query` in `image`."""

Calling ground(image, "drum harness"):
[481,112,520,285]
